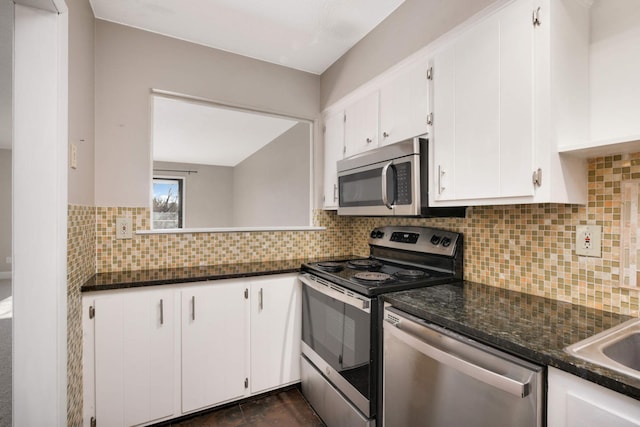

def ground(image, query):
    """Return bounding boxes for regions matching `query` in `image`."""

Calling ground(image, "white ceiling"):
[89,0,405,74]
[152,96,300,167]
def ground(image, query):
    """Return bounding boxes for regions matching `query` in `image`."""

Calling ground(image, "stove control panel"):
[370,230,385,239]
[368,226,460,257]
[390,232,419,244]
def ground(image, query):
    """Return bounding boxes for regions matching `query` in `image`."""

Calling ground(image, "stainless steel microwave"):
[337,137,466,217]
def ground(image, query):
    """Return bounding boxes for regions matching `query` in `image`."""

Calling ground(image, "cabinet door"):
[344,91,379,157]
[181,281,248,413]
[379,57,430,146]
[250,275,301,394]
[452,15,501,200]
[547,367,640,427]
[432,0,534,202]
[432,46,456,201]
[94,289,175,427]
[323,111,345,209]
[497,0,535,197]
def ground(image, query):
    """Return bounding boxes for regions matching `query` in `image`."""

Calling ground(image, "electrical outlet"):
[575,225,602,257]
[115,217,133,239]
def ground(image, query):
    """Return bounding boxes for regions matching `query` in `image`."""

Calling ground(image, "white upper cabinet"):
[322,0,589,207]
[559,0,640,156]
[432,0,534,201]
[430,0,589,206]
[379,56,431,147]
[340,57,432,159]
[323,110,345,210]
[344,91,380,158]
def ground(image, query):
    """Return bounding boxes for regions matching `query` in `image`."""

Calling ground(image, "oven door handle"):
[298,274,371,313]
[381,161,396,210]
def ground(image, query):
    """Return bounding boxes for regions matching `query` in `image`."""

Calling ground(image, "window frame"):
[152,175,186,229]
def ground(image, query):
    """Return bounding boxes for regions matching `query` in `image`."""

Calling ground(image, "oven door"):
[337,153,421,216]
[299,273,373,417]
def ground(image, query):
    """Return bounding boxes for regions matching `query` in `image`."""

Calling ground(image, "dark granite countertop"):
[81,257,355,292]
[383,281,640,400]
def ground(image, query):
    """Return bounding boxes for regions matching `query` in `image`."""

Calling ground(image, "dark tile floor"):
[168,387,325,427]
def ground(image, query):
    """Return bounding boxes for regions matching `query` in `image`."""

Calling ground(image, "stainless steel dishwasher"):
[383,306,544,427]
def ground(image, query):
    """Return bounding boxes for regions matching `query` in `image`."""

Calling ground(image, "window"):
[152,177,184,229]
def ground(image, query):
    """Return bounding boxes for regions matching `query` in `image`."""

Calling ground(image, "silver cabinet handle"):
[438,165,446,194]
[384,317,532,398]
[191,296,195,321]
[259,288,264,311]
[381,161,395,210]
[383,131,390,138]
[366,137,372,143]
[160,299,164,325]
[532,6,541,26]
[333,184,338,202]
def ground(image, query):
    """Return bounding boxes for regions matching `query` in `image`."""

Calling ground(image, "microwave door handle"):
[381,161,395,210]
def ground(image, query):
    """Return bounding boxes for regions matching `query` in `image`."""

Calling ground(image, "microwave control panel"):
[394,162,412,205]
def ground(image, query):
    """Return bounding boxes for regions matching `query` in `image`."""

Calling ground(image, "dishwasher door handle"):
[385,319,532,398]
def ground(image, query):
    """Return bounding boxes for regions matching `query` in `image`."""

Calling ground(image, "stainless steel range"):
[298,226,464,427]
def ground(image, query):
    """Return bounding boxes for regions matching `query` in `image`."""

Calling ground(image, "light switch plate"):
[70,143,78,169]
[575,225,602,257]
[116,217,132,239]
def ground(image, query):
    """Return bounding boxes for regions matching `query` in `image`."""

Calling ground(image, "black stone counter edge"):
[80,268,301,292]
[382,288,640,402]
[80,256,357,292]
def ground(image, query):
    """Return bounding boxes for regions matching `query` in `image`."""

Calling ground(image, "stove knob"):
[430,235,441,245]
[370,230,377,238]
[376,231,384,239]
[441,237,451,247]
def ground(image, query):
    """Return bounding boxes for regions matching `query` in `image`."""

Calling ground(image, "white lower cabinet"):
[92,288,175,427]
[547,367,640,427]
[249,275,301,394]
[181,280,249,413]
[83,273,301,427]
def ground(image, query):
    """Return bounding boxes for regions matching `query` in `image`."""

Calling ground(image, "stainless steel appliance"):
[337,137,466,218]
[383,307,544,427]
[299,226,464,427]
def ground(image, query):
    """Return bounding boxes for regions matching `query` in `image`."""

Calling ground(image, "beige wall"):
[68,0,95,205]
[233,122,311,226]
[153,161,234,228]
[320,0,496,108]
[0,149,10,274]
[94,20,321,208]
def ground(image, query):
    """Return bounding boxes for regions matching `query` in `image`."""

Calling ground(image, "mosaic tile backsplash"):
[67,205,96,426]
[88,154,640,317]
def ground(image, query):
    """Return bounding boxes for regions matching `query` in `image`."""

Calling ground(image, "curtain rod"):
[154,169,198,175]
